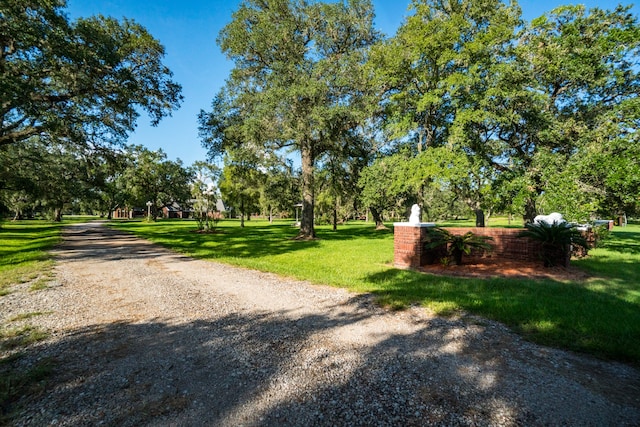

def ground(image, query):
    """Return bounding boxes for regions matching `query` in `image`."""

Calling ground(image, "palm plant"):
[517,222,589,267]
[424,228,493,265]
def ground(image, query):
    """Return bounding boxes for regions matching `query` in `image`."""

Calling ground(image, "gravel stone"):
[1,221,639,426]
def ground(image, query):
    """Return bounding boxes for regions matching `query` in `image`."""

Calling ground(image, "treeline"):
[2,0,639,234]
[200,0,640,237]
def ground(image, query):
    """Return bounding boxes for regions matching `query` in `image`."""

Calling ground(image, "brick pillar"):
[393,223,436,269]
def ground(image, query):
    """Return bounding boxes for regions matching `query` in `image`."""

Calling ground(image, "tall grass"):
[111,219,640,364]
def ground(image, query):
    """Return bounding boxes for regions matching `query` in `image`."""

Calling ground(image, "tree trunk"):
[151,200,159,220]
[332,204,337,231]
[53,207,62,222]
[475,209,485,227]
[240,197,245,228]
[524,198,537,224]
[369,207,388,230]
[298,141,316,239]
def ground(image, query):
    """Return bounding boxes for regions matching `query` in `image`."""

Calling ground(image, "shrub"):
[518,222,589,267]
[591,224,611,248]
[424,228,493,265]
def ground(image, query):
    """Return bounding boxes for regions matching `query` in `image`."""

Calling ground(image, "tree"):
[369,0,521,224]
[568,87,640,218]
[0,137,99,221]
[218,151,263,227]
[191,161,220,231]
[202,0,379,239]
[123,146,192,219]
[0,141,41,218]
[479,4,640,222]
[358,152,411,228]
[259,160,299,223]
[316,128,375,230]
[1,0,182,148]
[90,150,132,219]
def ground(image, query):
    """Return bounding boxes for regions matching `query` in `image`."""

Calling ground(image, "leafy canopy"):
[0,0,182,148]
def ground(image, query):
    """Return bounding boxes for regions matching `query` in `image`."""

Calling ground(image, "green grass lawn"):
[0,221,62,293]
[0,217,98,290]
[0,218,84,419]
[111,218,640,364]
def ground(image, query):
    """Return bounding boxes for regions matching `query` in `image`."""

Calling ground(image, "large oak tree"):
[368,0,520,225]
[0,0,182,149]
[200,0,379,239]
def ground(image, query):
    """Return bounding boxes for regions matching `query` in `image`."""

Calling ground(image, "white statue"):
[409,204,421,224]
[534,212,565,226]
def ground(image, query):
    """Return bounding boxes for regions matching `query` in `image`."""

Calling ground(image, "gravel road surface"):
[2,221,639,426]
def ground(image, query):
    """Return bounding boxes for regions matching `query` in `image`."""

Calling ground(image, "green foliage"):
[358,147,472,224]
[0,0,182,148]
[518,222,588,249]
[369,0,521,221]
[504,5,640,220]
[201,0,380,238]
[372,0,520,148]
[532,149,599,222]
[369,2,640,222]
[122,146,193,219]
[424,227,493,265]
[260,161,300,222]
[591,224,611,249]
[518,222,589,267]
[218,150,264,227]
[357,153,412,225]
[1,1,182,221]
[0,139,95,220]
[190,161,220,232]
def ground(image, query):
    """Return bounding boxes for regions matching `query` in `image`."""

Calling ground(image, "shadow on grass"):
[572,228,640,286]
[111,220,393,261]
[0,225,61,268]
[573,255,640,286]
[153,223,323,260]
[316,224,393,241]
[602,230,640,255]
[362,268,640,363]
[5,301,639,425]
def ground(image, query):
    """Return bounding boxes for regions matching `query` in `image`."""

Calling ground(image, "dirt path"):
[3,222,640,426]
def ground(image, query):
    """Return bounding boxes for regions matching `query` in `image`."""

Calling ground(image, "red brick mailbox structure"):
[393,223,563,269]
[393,223,437,269]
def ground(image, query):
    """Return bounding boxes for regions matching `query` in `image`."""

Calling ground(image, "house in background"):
[161,201,193,219]
[185,198,227,218]
[215,199,226,213]
[111,205,145,219]
[111,199,226,220]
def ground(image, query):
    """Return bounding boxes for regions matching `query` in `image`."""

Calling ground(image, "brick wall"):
[393,225,570,269]
[445,227,546,262]
[393,224,437,269]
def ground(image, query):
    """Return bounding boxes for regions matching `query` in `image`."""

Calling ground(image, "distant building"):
[111,205,145,219]
[161,201,193,219]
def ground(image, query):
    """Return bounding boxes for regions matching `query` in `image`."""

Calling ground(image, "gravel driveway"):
[3,221,640,426]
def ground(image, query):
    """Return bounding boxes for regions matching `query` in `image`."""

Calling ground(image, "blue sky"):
[66,0,638,166]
